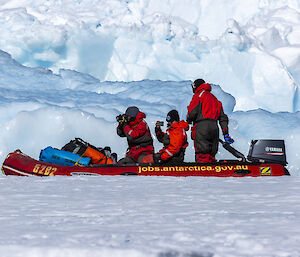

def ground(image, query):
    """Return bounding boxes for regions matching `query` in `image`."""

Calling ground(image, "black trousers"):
[194,120,219,156]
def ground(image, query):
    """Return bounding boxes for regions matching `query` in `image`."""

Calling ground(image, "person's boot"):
[195,153,211,163]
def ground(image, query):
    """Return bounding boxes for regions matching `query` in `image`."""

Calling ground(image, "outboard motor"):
[247,140,287,166]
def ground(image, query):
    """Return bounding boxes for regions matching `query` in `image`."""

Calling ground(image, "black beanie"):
[125,106,139,118]
[166,110,180,123]
[193,78,205,89]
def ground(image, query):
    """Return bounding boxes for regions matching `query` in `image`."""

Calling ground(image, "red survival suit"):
[155,120,189,163]
[187,83,229,163]
[117,111,154,163]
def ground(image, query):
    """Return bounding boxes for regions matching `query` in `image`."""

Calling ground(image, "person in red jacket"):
[155,110,189,163]
[117,106,154,164]
[187,79,234,163]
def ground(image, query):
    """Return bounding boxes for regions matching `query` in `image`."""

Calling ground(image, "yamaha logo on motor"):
[265,147,283,152]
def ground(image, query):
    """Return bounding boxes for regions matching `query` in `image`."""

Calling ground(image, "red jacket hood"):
[129,111,146,126]
[169,120,189,131]
[195,83,211,93]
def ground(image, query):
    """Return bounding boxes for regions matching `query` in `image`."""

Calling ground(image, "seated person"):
[155,110,189,164]
[116,106,154,164]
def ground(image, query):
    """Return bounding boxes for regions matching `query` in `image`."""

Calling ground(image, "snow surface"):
[1,176,300,257]
[0,0,300,256]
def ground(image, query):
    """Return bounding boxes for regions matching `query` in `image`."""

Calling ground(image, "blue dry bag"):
[39,146,91,166]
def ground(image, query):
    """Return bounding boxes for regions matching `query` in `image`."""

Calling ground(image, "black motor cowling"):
[247,140,287,166]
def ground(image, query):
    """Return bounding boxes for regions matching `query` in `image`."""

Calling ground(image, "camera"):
[157,121,164,126]
[116,114,128,123]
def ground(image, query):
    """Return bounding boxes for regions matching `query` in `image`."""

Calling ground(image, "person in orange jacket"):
[117,106,154,164]
[155,110,189,164]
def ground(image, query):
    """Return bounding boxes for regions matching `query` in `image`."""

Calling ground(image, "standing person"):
[155,110,189,164]
[116,106,154,164]
[186,79,234,163]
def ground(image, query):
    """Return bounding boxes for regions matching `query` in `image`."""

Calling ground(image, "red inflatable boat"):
[1,140,289,177]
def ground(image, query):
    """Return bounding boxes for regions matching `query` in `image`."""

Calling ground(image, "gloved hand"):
[116,114,123,123]
[224,134,234,144]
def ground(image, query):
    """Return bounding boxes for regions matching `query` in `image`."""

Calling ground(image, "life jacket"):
[160,120,189,161]
[187,83,222,120]
[122,111,153,149]
[187,83,229,135]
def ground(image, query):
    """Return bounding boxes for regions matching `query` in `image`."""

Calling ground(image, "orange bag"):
[83,146,114,165]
